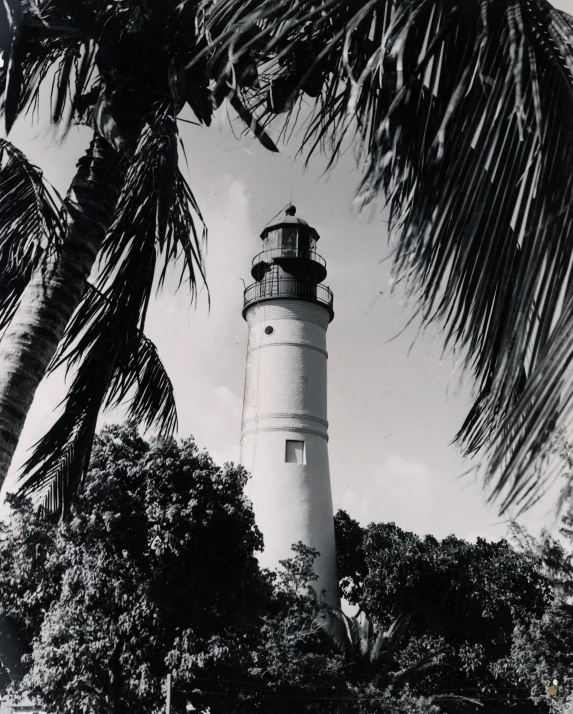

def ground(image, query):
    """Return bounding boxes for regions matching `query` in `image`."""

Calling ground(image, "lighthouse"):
[240,206,339,606]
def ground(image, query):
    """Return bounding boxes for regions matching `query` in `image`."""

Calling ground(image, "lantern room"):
[243,205,334,322]
[251,205,327,283]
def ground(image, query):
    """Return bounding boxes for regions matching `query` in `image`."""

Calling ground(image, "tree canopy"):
[334,510,556,712]
[0,425,266,712]
[0,426,500,714]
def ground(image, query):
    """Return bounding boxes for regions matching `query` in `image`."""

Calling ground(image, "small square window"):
[285,440,305,464]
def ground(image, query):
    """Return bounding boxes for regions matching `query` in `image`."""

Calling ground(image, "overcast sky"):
[3,1,573,541]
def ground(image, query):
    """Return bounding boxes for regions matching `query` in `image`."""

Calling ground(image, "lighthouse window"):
[266,229,280,251]
[281,228,297,257]
[264,325,274,335]
[298,232,310,257]
[285,440,305,464]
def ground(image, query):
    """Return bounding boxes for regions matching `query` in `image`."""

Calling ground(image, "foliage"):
[0,0,281,514]
[0,0,208,512]
[335,510,553,711]
[19,109,204,513]
[0,425,266,713]
[0,428,471,713]
[172,543,449,714]
[0,139,64,333]
[498,601,573,714]
[3,0,573,521]
[495,499,573,712]
[198,0,573,512]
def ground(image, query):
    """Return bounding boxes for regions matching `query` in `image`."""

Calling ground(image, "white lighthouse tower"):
[240,206,339,606]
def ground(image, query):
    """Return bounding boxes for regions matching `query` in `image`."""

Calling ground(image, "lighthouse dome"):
[282,214,309,225]
[260,205,320,240]
[282,204,309,226]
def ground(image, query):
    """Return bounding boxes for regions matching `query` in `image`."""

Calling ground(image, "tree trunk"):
[0,614,26,682]
[0,134,126,489]
[106,645,122,714]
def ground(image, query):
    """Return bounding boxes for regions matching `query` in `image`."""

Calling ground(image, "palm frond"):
[17,277,178,516]
[370,612,412,662]
[1,0,95,135]
[151,116,207,292]
[201,0,573,511]
[19,106,205,515]
[0,139,64,332]
[433,694,483,712]
[109,331,177,435]
[19,309,177,517]
[229,93,279,153]
[0,0,23,132]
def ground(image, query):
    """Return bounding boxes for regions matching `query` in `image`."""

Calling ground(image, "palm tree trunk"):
[0,134,126,489]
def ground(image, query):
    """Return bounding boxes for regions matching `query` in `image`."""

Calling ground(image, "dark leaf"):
[0,139,64,332]
[2,0,23,133]
[229,93,279,152]
[201,0,573,511]
[267,74,298,114]
[19,105,205,515]
[183,60,213,125]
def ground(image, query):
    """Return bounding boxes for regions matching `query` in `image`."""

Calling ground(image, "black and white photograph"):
[0,0,572,711]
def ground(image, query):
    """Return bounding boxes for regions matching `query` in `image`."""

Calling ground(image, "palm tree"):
[200,0,573,514]
[322,611,447,685]
[0,0,275,513]
[319,610,479,711]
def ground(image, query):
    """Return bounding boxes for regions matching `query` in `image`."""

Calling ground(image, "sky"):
[3,2,573,543]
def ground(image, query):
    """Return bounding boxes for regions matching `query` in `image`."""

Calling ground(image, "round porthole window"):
[264,325,274,335]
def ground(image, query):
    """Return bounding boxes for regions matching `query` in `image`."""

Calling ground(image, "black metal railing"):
[243,278,334,316]
[252,248,326,269]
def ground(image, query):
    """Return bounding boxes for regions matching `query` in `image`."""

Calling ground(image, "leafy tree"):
[500,601,573,714]
[0,424,267,712]
[172,543,450,714]
[199,0,573,512]
[335,510,553,712]
[0,437,471,713]
[498,503,573,711]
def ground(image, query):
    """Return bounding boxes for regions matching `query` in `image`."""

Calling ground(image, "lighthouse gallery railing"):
[243,278,334,312]
[252,248,326,270]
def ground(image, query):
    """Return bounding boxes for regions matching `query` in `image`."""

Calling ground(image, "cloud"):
[213,385,243,417]
[380,454,432,483]
[339,454,435,534]
[335,454,536,544]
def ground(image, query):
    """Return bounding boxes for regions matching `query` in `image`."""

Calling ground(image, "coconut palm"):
[200,0,573,513]
[0,0,275,513]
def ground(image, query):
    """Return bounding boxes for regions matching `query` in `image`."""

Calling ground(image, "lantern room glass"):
[262,226,318,260]
[281,227,297,256]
